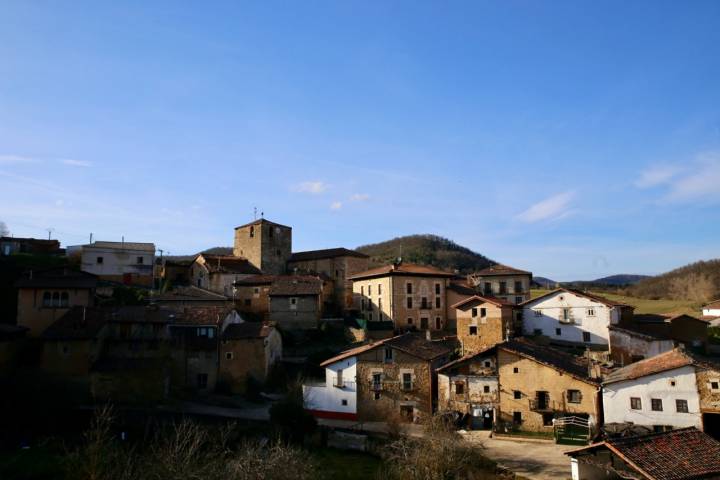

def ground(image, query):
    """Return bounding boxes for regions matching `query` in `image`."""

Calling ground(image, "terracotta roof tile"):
[500,338,601,384]
[320,333,455,366]
[604,349,694,384]
[521,288,633,308]
[268,277,323,296]
[222,322,273,339]
[349,262,454,280]
[451,295,514,309]
[471,264,532,276]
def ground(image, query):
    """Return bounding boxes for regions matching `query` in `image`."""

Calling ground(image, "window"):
[515,297,523,304]
[469,326,478,335]
[378,284,382,295]
[499,281,507,294]
[484,361,491,367]
[420,317,428,329]
[435,317,441,329]
[583,332,591,342]
[513,367,519,373]
[276,249,281,257]
[435,297,441,308]
[368,313,373,322]
[360,286,364,295]
[555,328,561,336]
[374,392,381,400]
[630,397,642,410]
[368,285,372,296]
[384,348,393,362]
[567,390,582,403]
[402,373,413,390]
[533,329,542,336]
[249,226,255,237]
[651,399,663,411]
[455,382,464,395]
[676,399,689,413]
[483,385,490,393]
[472,308,478,317]
[407,318,413,325]
[197,374,208,389]
[335,270,339,278]
[225,352,234,360]
[361,299,366,310]
[406,283,412,294]
[513,390,522,399]
[484,282,491,294]
[244,299,251,306]
[341,399,348,406]
[670,380,676,387]
[407,297,413,308]
[290,297,297,309]
[534,310,541,317]
[587,308,595,316]
[97,256,104,264]
[435,283,441,295]
[137,256,144,264]
[513,412,522,424]
[42,292,52,307]
[542,413,554,426]
[562,308,570,322]
[711,381,719,390]
[378,298,382,311]
[52,292,60,307]
[421,297,428,308]
[480,308,486,317]
[269,226,274,238]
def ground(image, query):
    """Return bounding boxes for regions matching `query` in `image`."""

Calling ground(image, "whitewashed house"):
[303,345,362,421]
[68,240,156,287]
[521,288,634,348]
[602,349,702,431]
[702,300,720,326]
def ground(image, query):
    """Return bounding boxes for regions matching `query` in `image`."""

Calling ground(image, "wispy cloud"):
[350,193,370,201]
[330,201,343,210]
[0,154,38,164]
[291,181,327,194]
[60,158,92,167]
[635,164,683,188]
[516,191,576,223]
[637,151,720,204]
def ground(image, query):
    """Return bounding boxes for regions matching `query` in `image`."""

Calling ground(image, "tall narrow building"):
[233,219,292,275]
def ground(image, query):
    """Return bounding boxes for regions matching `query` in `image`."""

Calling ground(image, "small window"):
[368,313,373,322]
[670,380,677,387]
[341,399,348,406]
[402,373,413,390]
[374,392,381,400]
[361,299,366,310]
[378,284,382,295]
[407,297,413,308]
[269,226,274,238]
[542,413,554,426]
[52,292,60,307]
[513,390,521,399]
[249,226,255,237]
[555,328,561,336]
[515,296,522,304]
[471,308,478,317]
[60,292,69,308]
[435,297,441,308]
[533,329,542,336]
[583,332,591,343]
[276,249,281,256]
[225,352,233,360]
[483,385,490,393]
[514,281,522,293]
[567,390,582,403]
[368,285,372,296]
[711,381,719,390]
[137,256,144,264]
[484,361,491,367]
[513,412,522,424]
[651,399,663,411]
[480,308,487,317]
[42,292,52,307]
[513,367,519,373]
[435,317,441,329]
[335,270,339,278]
[587,308,595,316]
[630,397,642,410]
[676,399,689,413]
[407,318,413,325]
[534,310,541,317]
[97,256,104,264]
[435,283,441,295]
[360,286,364,295]
[406,283,412,294]
[384,348,393,362]
[290,297,297,305]
[455,382,464,395]
[469,326,478,336]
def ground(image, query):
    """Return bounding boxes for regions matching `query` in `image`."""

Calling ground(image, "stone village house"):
[304,333,455,422]
[453,294,517,356]
[189,254,261,296]
[68,241,156,287]
[218,320,282,394]
[350,261,456,332]
[467,264,533,305]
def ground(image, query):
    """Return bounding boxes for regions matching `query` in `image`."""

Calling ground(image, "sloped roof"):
[81,241,155,252]
[520,288,632,308]
[42,306,109,340]
[604,349,695,384]
[499,338,601,385]
[15,267,98,289]
[174,306,233,326]
[349,262,454,280]
[703,299,720,310]
[609,325,670,341]
[198,254,262,275]
[151,286,229,302]
[222,322,273,339]
[437,346,497,373]
[566,427,720,480]
[268,277,323,296]
[320,333,454,367]
[288,248,368,262]
[451,295,514,309]
[471,264,532,276]
[234,218,291,230]
[447,279,477,296]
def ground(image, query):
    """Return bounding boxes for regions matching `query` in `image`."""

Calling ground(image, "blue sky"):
[1,1,719,280]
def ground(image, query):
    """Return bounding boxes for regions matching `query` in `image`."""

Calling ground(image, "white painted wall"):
[702,306,720,317]
[79,245,155,278]
[602,365,701,429]
[303,356,357,415]
[523,291,619,346]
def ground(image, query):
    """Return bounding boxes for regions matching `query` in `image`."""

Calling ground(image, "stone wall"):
[233,221,291,275]
[456,302,513,355]
[269,295,320,330]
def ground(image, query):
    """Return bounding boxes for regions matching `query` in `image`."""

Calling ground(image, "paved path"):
[461,431,573,480]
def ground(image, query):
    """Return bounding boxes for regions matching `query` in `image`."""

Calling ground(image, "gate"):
[554,416,590,445]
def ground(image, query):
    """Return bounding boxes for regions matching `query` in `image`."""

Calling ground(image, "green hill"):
[355,234,494,274]
[627,259,720,302]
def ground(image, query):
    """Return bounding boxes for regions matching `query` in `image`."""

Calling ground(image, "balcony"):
[529,398,556,412]
[333,380,356,390]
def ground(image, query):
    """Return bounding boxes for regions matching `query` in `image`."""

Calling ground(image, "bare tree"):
[0,220,8,237]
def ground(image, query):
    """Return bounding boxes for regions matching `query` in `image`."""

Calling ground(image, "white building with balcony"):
[520,288,634,348]
[303,350,359,421]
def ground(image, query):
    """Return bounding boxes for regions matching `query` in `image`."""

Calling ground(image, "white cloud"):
[60,159,92,167]
[516,191,575,223]
[291,181,327,194]
[635,164,683,188]
[0,154,37,164]
[330,201,343,210]
[663,152,720,204]
[350,193,370,201]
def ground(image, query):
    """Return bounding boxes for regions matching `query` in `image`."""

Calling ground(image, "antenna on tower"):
[46,228,55,240]
[253,207,257,220]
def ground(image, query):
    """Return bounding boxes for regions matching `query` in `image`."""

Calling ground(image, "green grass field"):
[531,289,701,316]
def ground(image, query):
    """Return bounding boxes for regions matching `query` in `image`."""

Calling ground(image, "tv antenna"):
[46,227,55,240]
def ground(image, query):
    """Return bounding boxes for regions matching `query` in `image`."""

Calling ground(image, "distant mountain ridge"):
[356,234,495,274]
[533,274,651,290]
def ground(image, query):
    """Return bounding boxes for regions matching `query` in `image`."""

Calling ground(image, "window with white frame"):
[587,308,595,316]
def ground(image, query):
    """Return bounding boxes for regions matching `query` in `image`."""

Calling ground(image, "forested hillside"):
[628,259,720,302]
